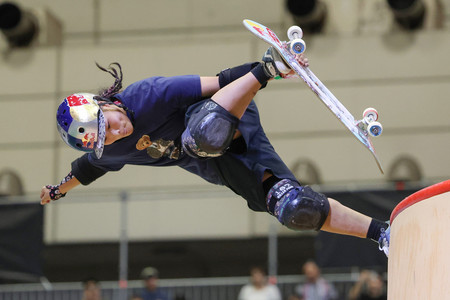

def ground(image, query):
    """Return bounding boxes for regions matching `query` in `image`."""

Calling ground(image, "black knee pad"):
[182,100,239,158]
[266,179,330,231]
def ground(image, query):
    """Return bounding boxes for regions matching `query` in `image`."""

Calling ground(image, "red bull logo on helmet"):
[67,94,90,107]
[82,132,97,149]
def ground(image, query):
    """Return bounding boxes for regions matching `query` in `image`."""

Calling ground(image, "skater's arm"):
[40,175,81,205]
[59,176,80,194]
[40,154,110,205]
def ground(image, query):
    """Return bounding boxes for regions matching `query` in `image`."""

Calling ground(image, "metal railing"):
[0,273,377,300]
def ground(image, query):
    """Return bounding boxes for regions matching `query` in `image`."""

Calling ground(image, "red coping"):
[390,180,450,224]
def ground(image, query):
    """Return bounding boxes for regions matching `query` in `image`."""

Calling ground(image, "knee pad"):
[182,100,239,158]
[266,179,330,231]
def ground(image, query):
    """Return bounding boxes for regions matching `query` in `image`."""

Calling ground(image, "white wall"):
[0,0,449,243]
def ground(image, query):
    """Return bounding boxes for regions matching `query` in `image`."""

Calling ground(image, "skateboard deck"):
[243,19,384,174]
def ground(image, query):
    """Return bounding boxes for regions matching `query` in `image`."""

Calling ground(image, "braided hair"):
[93,62,135,121]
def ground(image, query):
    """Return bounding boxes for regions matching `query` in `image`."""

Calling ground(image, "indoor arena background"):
[0,0,449,299]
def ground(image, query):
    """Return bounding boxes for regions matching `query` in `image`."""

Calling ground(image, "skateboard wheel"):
[363,108,378,122]
[287,25,303,40]
[290,38,306,55]
[368,121,383,137]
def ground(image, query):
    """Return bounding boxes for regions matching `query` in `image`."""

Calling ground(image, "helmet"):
[56,93,106,159]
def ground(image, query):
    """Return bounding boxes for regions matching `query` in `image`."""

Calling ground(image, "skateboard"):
[243,19,384,174]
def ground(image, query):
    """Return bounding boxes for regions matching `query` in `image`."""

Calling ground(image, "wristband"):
[45,185,66,201]
[45,172,73,201]
[61,172,74,185]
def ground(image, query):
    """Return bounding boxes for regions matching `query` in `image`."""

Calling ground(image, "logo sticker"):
[136,135,152,150]
[136,135,180,160]
[67,94,89,107]
[82,133,96,149]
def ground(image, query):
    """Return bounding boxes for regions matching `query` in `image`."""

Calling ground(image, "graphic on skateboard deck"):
[243,19,384,174]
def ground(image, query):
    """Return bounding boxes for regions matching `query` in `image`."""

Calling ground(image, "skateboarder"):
[40,47,390,256]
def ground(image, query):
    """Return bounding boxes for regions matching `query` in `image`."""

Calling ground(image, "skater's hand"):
[40,174,77,205]
[40,185,66,204]
[297,53,309,67]
[281,53,309,79]
[40,186,52,205]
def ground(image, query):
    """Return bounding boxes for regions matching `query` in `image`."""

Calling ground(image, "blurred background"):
[0,0,449,299]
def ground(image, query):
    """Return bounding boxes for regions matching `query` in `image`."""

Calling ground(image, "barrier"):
[388,180,450,299]
[0,274,360,300]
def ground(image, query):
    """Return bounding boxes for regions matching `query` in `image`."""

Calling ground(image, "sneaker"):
[378,224,390,257]
[262,47,291,78]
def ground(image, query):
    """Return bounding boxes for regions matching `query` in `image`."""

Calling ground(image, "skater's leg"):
[181,47,303,157]
[212,46,301,119]
[321,198,390,256]
[212,72,262,119]
[265,176,388,240]
[320,198,372,238]
[181,60,278,158]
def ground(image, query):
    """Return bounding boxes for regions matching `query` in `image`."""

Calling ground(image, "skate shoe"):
[378,223,390,257]
[262,47,292,78]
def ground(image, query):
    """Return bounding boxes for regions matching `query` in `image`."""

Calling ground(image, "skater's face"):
[102,105,134,145]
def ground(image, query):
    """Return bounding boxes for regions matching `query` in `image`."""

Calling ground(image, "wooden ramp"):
[388,180,450,300]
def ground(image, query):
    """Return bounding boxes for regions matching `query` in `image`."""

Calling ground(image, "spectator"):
[238,266,281,300]
[348,270,387,300]
[140,267,171,300]
[130,296,144,300]
[81,278,103,300]
[294,260,338,300]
